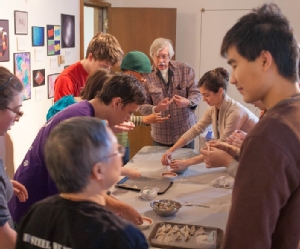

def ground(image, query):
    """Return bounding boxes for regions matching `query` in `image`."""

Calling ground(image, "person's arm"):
[104,194,142,225]
[185,66,201,108]
[218,108,250,141]
[0,222,16,249]
[161,137,188,166]
[120,167,141,178]
[54,75,74,102]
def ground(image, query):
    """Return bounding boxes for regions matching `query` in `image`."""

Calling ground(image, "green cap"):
[121,51,152,73]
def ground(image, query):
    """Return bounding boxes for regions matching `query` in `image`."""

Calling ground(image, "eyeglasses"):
[155,54,169,60]
[106,144,125,159]
[6,106,24,117]
[0,75,13,91]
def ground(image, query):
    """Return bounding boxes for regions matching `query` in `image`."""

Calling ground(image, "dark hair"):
[85,32,124,66]
[198,67,229,93]
[44,117,111,193]
[97,74,146,108]
[80,69,111,100]
[221,3,299,82]
[0,66,23,110]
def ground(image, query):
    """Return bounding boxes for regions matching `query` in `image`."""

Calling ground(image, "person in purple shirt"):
[9,73,146,225]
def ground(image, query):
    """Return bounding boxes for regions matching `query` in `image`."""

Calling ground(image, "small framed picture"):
[47,25,61,56]
[14,11,28,35]
[0,19,9,62]
[33,69,45,87]
[47,73,59,99]
[32,26,45,46]
[61,14,75,48]
[13,52,31,100]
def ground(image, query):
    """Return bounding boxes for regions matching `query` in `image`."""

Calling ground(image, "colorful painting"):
[14,11,28,35]
[0,20,9,62]
[13,52,31,100]
[32,26,45,46]
[61,14,75,48]
[47,25,60,56]
[33,69,45,87]
[47,73,59,99]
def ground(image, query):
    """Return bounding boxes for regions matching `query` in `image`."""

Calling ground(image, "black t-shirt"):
[16,195,149,249]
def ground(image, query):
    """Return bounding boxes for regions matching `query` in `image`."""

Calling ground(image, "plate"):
[138,216,153,230]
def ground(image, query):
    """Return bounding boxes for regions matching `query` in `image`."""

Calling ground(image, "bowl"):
[161,172,177,180]
[137,216,153,230]
[150,199,182,217]
[140,186,159,201]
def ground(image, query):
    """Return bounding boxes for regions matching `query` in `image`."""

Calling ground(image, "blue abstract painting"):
[32,26,44,46]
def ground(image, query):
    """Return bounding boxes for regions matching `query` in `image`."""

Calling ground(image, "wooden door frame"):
[80,0,111,59]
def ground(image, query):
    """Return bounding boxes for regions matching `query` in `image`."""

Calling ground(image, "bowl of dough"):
[150,199,182,217]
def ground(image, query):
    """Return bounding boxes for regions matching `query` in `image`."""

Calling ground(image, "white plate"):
[138,216,153,230]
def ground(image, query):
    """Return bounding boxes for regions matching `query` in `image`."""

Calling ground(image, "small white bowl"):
[161,172,177,180]
[138,216,153,230]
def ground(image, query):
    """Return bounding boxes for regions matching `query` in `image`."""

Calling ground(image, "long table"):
[111,146,233,241]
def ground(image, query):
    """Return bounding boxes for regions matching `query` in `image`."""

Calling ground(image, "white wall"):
[84,6,94,55]
[0,0,80,171]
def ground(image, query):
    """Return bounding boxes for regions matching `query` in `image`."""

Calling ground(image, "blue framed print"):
[32,26,45,46]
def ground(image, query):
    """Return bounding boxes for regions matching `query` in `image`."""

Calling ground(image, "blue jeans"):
[122,146,130,166]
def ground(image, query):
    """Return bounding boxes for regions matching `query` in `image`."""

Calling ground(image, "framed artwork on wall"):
[32,26,45,46]
[33,69,45,87]
[61,14,75,48]
[47,25,61,56]
[0,20,9,62]
[13,52,31,100]
[14,11,28,35]
[47,73,59,99]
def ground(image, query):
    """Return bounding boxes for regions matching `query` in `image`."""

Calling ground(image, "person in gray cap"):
[118,50,169,164]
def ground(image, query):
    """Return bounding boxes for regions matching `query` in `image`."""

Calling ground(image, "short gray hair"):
[149,38,175,59]
[44,117,112,193]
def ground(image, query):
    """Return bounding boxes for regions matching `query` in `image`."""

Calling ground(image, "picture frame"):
[61,14,75,48]
[32,26,45,47]
[47,25,61,56]
[14,11,28,35]
[13,52,31,100]
[33,69,45,87]
[0,19,9,62]
[47,73,59,99]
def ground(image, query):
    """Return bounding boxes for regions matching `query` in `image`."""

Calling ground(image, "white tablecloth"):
[111,146,233,239]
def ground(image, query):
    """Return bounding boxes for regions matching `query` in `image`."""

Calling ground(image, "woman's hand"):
[169,159,189,172]
[11,180,28,202]
[226,130,247,148]
[161,149,173,166]
[201,147,233,168]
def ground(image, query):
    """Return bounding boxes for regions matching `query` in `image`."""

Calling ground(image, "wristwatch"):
[188,100,196,108]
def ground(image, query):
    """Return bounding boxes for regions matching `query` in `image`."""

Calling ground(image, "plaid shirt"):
[139,60,201,145]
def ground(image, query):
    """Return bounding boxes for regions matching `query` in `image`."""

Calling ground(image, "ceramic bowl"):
[161,172,177,180]
[150,199,182,217]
